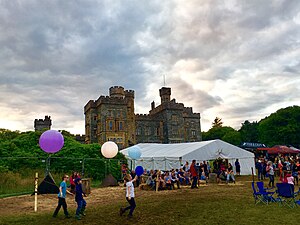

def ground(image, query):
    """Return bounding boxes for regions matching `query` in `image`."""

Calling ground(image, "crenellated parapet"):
[125,89,135,99]
[34,115,52,131]
[109,86,125,98]
[135,114,154,121]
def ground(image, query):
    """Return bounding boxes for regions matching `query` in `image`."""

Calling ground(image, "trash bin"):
[81,178,91,194]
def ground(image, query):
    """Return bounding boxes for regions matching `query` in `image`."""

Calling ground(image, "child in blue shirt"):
[53,174,73,218]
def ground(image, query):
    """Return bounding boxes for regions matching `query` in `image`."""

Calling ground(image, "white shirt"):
[126,181,135,198]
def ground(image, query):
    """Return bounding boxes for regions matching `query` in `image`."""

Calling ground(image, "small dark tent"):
[37,173,59,194]
[101,174,118,187]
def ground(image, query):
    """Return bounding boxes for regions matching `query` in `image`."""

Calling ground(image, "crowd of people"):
[126,159,240,191]
[255,154,300,188]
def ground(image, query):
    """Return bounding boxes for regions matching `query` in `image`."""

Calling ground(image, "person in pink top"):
[286,172,294,185]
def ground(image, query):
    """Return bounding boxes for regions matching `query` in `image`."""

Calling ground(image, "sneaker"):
[127,214,133,219]
[52,214,57,218]
[120,208,124,216]
[65,215,71,219]
[81,212,86,216]
[75,214,81,220]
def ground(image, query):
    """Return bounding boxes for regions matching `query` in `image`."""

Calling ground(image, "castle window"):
[191,130,196,137]
[145,127,150,136]
[119,121,123,131]
[93,115,97,121]
[117,110,122,118]
[156,127,160,136]
[108,110,113,117]
[136,127,142,135]
[108,121,113,130]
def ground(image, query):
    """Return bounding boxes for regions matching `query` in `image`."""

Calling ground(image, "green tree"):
[202,126,237,141]
[212,117,223,128]
[222,130,242,146]
[258,106,300,147]
[239,120,259,143]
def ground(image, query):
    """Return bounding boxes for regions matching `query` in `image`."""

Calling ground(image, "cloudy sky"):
[0,0,300,134]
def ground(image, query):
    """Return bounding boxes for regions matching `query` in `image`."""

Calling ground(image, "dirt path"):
[0,181,245,217]
[0,186,126,217]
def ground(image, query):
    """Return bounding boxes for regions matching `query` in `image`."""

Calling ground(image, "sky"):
[0,0,300,135]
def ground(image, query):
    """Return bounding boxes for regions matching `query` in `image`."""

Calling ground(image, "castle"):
[84,86,201,149]
[34,116,52,131]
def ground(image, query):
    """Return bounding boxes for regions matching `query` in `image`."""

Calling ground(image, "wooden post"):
[34,172,38,212]
[156,171,159,192]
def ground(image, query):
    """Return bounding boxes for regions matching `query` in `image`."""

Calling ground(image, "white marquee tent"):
[120,139,255,175]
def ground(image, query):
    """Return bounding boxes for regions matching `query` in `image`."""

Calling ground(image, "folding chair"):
[256,181,276,203]
[276,183,299,208]
[251,182,267,205]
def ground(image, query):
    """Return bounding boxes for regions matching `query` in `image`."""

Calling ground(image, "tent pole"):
[34,172,38,212]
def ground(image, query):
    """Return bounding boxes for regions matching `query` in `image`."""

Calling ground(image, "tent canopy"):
[121,139,255,175]
[257,145,300,154]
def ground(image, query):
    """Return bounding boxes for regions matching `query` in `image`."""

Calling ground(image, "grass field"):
[0,176,299,225]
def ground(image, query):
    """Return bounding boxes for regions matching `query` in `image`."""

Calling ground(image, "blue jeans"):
[191,176,198,188]
[124,197,136,216]
[227,174,235,182]
[268,175,274,187]
[76,199,86,215]
[257,171,263,180]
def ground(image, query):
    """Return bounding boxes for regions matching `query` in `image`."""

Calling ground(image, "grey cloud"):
[0,0,300,133]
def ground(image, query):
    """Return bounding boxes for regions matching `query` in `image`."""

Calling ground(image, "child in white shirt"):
[120,174,138,219]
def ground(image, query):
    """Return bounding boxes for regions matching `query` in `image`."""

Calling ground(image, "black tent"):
[101,174,118,187]
[37,173,59,194]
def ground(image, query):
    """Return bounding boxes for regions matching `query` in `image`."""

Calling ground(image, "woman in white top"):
[266,161,275,188]
[120,174,138,219]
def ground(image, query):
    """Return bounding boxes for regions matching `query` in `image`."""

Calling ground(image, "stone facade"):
[84,86,135,149]
[84,86,201,148]
[34,116,52,131]
[136,87,201,143]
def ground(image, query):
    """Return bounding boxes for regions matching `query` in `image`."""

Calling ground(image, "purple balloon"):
[135,166,144,176]
[39,130,64,154]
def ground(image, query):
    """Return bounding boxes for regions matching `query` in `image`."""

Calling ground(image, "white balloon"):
[101,141,118,158]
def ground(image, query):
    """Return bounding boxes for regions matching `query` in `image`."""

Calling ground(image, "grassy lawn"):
[0,176,299,225]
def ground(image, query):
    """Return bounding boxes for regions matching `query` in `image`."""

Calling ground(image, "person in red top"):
[70,171,81,194]
[190,160,198,189]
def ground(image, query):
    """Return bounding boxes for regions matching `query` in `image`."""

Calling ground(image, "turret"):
[159,87,171,104]
[109,86,125,98]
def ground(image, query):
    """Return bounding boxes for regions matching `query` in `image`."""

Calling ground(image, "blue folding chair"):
[256,181,276,203]
[276,183,299,208]
[251,182,267,205]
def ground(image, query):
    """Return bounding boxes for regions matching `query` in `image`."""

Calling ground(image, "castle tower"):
[34,116,52,131]
[159,87,171,104]
[109,86,125,98]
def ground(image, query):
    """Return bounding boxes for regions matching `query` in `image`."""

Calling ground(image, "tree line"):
[202,105,300,148]
[0,130,125,180]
